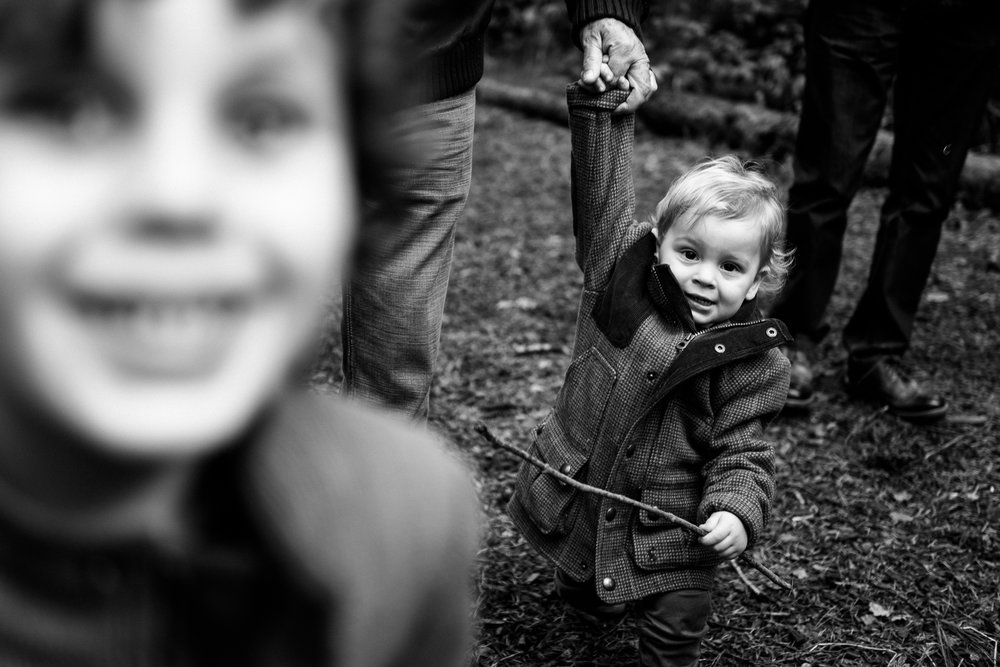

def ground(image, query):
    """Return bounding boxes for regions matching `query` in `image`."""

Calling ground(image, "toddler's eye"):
[681,249,698,261]
[721,261,743,273]
[227,96,308,149]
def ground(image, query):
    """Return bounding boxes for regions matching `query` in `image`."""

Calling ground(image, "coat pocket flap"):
[516,416,588,535]
[631,483,719,571]
[636,481,701,528]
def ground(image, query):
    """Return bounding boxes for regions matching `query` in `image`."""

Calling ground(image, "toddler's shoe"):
[845,356,948,423]
[554,569,627,624]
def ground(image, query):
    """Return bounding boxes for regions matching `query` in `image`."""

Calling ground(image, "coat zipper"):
[675,319,762,352]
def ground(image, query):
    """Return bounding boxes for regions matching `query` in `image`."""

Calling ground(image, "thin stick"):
[476,422,792,591]
[728,560,763,597]
[808,643,898,656]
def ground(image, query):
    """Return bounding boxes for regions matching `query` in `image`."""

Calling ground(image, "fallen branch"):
[477,77,1000,211]
[476,422,792,591]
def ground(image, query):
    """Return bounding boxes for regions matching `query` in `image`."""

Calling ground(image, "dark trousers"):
[771,0,1000,359]
[633,589,711,667]
[555,572,711,666]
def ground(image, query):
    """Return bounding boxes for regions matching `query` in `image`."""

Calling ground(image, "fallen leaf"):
[925,291,950,303]
[869,602,891,617]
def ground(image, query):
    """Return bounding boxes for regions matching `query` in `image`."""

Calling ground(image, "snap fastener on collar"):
[766,327,777,337]
[714,343,726,353]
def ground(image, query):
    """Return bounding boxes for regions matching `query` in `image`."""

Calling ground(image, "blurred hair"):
[0,0,410,205]
[652,155,792,299]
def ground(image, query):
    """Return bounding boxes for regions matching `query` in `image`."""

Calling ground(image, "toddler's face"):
[658,214,764,328]
[0,0,353,457]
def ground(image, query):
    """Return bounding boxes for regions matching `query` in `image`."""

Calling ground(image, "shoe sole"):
[890,404,949,423]
[784,394,815,410]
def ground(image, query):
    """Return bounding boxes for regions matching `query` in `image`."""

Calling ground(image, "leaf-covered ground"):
[315,68,1000,666]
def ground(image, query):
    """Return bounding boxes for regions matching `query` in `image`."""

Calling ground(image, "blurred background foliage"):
[485,0,1000,152]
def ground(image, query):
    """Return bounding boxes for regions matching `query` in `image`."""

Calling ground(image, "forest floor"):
[316,62,1000,666]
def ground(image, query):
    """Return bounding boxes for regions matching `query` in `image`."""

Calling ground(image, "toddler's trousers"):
[634,588,711,667]
[556,572,710,667]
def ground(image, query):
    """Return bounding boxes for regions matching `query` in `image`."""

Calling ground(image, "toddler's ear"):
[746,268,767,300]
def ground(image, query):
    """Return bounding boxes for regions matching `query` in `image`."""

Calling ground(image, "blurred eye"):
[2,78,126,144]
[226,95,308,150]
[721,261,744,273]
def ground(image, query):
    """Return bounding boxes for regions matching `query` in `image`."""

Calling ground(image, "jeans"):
[341,89,476,419]
[771,0,1000,360]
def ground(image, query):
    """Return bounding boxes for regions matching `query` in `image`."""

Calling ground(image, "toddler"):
[0,0,477,665]
[508,83,792,666]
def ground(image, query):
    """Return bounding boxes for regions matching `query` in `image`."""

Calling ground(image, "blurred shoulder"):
[245,390,479,585]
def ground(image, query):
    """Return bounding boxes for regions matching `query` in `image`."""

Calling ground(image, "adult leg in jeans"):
[770,0,901,343]
[342,89,476,420]
[633,588,711,667]
[843,4,1000,360]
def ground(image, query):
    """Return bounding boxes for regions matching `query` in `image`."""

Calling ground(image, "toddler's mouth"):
[685,293,715,307]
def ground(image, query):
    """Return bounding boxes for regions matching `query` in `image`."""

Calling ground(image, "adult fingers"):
[580,31,605,88]
[615,60,657,114]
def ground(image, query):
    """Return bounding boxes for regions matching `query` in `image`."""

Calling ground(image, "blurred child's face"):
[659,214,764,328]
[0,0,354,457]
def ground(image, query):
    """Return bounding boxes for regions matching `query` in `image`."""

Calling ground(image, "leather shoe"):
[781,345,815,408]
[845,357,948,423]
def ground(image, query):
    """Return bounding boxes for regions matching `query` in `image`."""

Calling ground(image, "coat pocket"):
[631,483,719,571]
[553,347,617,454]
[514,414,588,535]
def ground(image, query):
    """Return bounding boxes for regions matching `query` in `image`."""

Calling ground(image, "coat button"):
[942,143,953,156]
[601,576,616,591]
[559,463,573,475]
[605,507,617,522]
[714,343,726,353]
[625,443,636,457]
[766,327,777,338]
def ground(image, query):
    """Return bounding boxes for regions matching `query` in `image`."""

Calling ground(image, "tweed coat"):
[507,85,792,605]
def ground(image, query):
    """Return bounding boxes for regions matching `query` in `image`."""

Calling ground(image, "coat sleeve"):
[697,349,790,549]
[567,84,638,290]
[563,0,650,48]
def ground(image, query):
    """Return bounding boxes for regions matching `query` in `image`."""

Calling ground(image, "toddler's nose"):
[692,264,716,288]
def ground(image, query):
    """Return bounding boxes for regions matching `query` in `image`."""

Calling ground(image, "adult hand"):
[698,511,748,561]
[579,17,657,113]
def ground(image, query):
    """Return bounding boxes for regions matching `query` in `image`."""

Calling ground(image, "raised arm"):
[567,84,637,290]
[564,0,655,113]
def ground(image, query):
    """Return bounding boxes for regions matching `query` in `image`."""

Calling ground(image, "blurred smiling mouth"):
[70,292,258,377]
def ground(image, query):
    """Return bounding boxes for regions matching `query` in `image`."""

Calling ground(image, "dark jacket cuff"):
[565,0,650,49]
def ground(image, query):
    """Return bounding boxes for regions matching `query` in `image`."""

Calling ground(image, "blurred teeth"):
[78,296,248,335]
